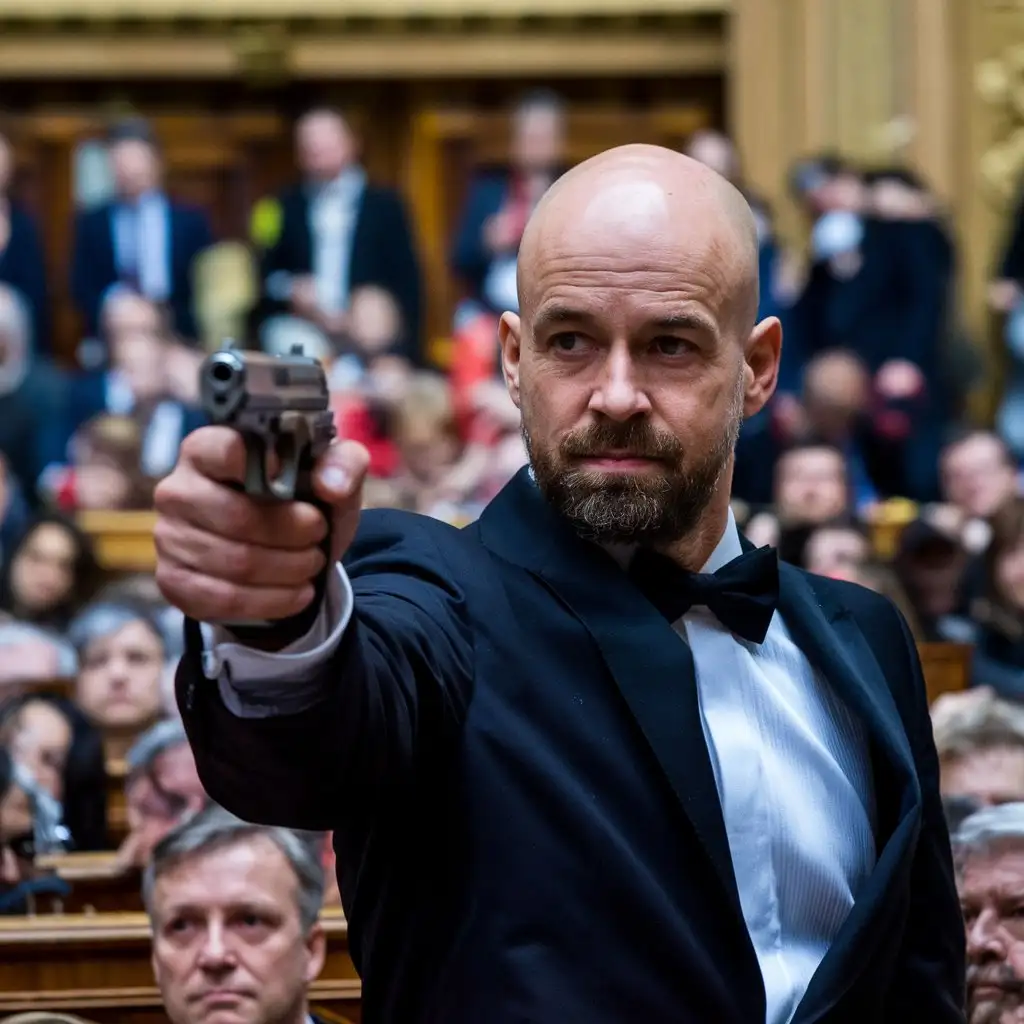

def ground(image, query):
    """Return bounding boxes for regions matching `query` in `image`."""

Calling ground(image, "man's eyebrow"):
[531,304,593,334]
[649,311,718,336]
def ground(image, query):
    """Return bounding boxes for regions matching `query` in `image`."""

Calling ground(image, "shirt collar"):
[313,166,366,202]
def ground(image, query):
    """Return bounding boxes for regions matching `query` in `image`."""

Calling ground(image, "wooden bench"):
[33,852,142,915]
[77,510,158,574]
[0,909,360,1024]
[918,641,973,705]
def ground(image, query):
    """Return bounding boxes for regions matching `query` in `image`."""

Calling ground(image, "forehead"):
[18,701,71,739]
[525,179,739,322]
[152,837,298,912]
[782,448,844,474]
[89,619,161,652]
[25,523,74,557]
[961,845,1024,895]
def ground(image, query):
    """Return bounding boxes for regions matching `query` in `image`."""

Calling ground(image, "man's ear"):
[498,312,523,409]
[743,316,782,418]
[304,921,327,983]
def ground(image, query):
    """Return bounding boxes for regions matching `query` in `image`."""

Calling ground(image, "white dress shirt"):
[310,168,366,314]
[201,513,876,1024]
[113,191,170,301]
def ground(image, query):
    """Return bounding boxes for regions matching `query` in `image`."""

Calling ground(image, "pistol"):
[199,343,336,502]
[198,343,337,633]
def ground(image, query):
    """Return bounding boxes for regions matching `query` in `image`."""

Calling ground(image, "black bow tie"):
[628,544,780,644]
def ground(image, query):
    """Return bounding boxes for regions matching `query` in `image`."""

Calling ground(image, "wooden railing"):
[0,908,359,1024]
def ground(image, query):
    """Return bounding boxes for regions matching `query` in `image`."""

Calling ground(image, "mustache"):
[560,420,684,462]
[967,964,1024,995]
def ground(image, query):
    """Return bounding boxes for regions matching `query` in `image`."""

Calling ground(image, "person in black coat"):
[155,146,965,1024]
[0,133,49,355]
[70,118,213,345]
[256,108,423,363]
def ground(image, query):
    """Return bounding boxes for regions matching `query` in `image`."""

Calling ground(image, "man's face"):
[151,837,325,1024]
[944,748,1024,809]
[111,140,160,200]
[296,114,353,184]
[501,174,775,547]
[942,436,1018,519]
[76,619,165,731]
[803,526,869,580]
[961,845,1024,1023]
[775,448,848,526]
[512,106,565,175]
[4,701,72,802]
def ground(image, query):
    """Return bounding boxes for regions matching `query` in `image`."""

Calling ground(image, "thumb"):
[313,440,371,562]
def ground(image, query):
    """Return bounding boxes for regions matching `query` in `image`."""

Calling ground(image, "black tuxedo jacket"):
[178,470,965,1024]
[257,183,423,362]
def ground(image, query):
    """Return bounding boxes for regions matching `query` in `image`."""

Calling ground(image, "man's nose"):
[589,345,651,422]
[196,921,236,970]
[967,908,1006,962]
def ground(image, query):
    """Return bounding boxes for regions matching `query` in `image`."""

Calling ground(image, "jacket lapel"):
[479,470,745,922]
[777,565,921,1024]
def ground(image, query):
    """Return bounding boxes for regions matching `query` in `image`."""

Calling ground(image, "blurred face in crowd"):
[684,130,739,184]
[105,293,168,401]
[9,522,79,617]
[960,842,1024,1023]
[151,836,325,1024]
[819,171,867,215]
[512,102,566,176]
[1,701,71,802]
[0,776,33,888]
[996,537,1024,612]
[803,525,869,580]
[900,537,966,620]
[111,139,161,201]
[296,111,354,185]
[943,747,1024,809]
[942,434,1019,520]
[775,447,848,527]
[501,146,779,547]
[123,742,205,867]
[76,618,165,731]
[348,286,402,357]
[803,352,869,441]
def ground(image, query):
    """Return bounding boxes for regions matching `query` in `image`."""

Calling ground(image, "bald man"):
[155,145,965,1023]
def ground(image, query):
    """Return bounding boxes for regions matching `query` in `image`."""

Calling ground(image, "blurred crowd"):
[1,87,1024,1021]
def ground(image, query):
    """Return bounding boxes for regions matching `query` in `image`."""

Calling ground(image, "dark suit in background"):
[790,217,952,501]
[70,199,213,343]
[0,204,50,354]
[178,469,965,1024]
[258,183,423,362]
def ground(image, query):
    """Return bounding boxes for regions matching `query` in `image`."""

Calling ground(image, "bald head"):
[518,145,760,336]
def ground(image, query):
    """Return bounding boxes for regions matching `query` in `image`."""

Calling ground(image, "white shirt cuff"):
[201,564,353,719]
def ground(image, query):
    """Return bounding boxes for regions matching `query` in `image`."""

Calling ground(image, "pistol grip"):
[222,444,335,646]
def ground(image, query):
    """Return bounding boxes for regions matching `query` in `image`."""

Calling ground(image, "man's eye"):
[652,337,691,356]
[551,333,583,351]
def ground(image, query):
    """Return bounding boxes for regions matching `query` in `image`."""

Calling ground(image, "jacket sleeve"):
[883,603,967,1022]
[176,511,474,831]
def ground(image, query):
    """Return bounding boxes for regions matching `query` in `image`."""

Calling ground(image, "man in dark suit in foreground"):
[154,146,966,1023]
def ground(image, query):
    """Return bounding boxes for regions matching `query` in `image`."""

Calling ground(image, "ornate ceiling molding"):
[0,13,726,79]
[0,0,728,17]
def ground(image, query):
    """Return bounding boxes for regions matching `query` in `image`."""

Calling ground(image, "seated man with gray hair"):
[144,804,329,1024]
[955,802,1024,1023]
[935,693,1024,809]
[118,719,207,869]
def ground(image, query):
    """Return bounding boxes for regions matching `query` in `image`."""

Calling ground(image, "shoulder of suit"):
[790,564,901,625]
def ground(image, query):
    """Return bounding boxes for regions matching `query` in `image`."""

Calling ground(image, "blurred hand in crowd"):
[875,358,925,401]
[73,463,132,510]
[989,278,1021,314]
[483,209,522,255]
